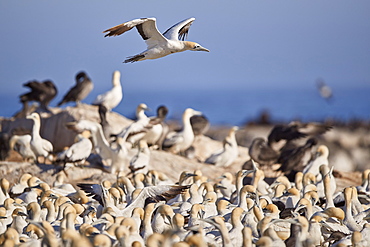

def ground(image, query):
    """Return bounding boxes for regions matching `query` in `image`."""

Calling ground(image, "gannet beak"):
[198,46,210,52]
[15,211,28,217]
[193,110,202,116]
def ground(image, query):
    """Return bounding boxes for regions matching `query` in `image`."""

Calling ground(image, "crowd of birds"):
[0,69,369,247]
[1,16,368,247]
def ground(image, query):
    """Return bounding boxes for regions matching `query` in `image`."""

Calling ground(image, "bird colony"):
[0,17,369,247]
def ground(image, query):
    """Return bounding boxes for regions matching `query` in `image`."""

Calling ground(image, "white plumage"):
[9,134,35,162]
[205,126,239,167]
[56,132,92,165]
[162,108,202,154]
[103,17,209,63]
[26,112,53,163]
[92,70,123,111]
[118,103,150,145]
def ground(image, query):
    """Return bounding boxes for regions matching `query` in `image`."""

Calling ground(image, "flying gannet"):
[103,17,210,63]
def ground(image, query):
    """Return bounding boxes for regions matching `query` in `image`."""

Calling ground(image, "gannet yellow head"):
[184,41,210,52]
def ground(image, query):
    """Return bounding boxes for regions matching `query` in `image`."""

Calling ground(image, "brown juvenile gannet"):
[267,121,331,152]
[20,79,58,112]
[26,112,54,163]
[103,17,209,63]
[163,108,202,155]
[92,70,123,111]
[277,138,318,181]
[57,71,93,106]
[247,137,280,167]
[205,126,239,167]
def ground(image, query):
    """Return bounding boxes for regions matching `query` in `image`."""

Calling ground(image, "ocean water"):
[1,87,369,126]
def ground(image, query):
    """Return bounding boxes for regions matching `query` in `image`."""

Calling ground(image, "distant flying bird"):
[316,78,333,101]
[92,70,123,111]
[20,80,58,111]
[103,17,210,63]
[58,71,93,106]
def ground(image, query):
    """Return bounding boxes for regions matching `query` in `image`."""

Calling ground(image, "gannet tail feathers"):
[124,54,146,63]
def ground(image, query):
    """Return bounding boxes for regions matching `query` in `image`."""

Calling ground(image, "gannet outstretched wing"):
[162,18,195,41]
[104,18,167,45]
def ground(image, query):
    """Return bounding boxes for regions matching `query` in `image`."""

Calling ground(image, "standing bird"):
[92,70,123,111]
[162,108,202,155]
[103,17,210,63]
[8,134,36,162]
[205,126,239,167]
[57,71,93,106]
[20,80,58,112]
[55,131,93,174]
[26,112,53,163]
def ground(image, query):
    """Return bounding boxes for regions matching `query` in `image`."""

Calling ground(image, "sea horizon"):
[1,86,369,126]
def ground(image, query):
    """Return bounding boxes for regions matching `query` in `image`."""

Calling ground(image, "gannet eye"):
[194,45,199,49]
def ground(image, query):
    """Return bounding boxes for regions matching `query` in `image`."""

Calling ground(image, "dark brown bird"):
[248,137,280,167]
[57,71,93,106]
[277,138,318,181]
[20,80,58,111]
[268,121,331,152]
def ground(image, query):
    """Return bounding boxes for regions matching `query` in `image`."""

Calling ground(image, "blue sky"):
[1,0,369,106]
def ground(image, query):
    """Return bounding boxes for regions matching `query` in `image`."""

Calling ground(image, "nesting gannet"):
[303,145,330,177]
[8,134,36,162]
[57,71,93,106]
[55,131,93,173]
[151,204,174,233]
[103,17,209,63]
[26,112,54,163]
[163,108,202,155]
[205,126,239,167]
[92,70,122,111]
[218,173,236,200]
[0,179,10,205]
[20,79,58,111]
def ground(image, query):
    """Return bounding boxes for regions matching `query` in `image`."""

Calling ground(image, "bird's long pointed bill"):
[198,46,210,52]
